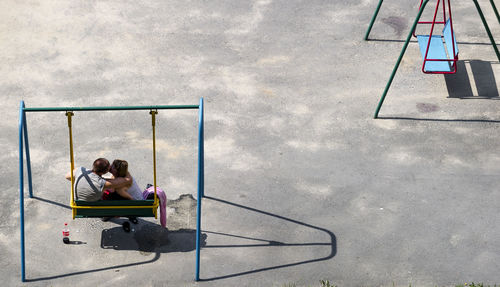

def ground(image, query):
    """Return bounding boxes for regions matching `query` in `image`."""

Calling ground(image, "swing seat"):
[417,19,458,73]
[74,199,157,218]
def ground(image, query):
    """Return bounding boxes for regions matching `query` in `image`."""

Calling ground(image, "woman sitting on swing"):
[103,159,143,201]
[103,159,168,228]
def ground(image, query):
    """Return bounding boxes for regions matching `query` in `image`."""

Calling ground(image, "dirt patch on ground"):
[165,194,197,231]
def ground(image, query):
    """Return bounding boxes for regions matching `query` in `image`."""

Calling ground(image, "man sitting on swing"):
[65,158,132,201]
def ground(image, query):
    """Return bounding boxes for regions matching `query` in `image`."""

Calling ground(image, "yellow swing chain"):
[65,111,76,219]
[150,110,159,218]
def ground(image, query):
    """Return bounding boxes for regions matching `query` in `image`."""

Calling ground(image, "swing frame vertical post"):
[374,0,430,119]
[473,0,500,61]
[364,0,384,40]
[19,101,26,282]
[66,111,77,219]
[23,107,33,199]
[150,110,159,217]
[195,97,204,281]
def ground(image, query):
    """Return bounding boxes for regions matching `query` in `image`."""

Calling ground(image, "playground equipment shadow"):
[445,60,500,99]
[101,219,206,253]
[24,196,202,282]
[25,252,161,282]
[26,219,205,282]
[32,196,71,210]
[26,195,335,283]
[198,196,336,282]
[378,116,500,123]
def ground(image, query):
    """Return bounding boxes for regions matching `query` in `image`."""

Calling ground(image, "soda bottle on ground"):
[62,223,70,244]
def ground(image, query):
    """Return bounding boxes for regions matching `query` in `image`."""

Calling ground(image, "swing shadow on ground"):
[26,252,162,282]
[444,60,500,99]
[379,60,500,123]
[378,116,500,123]
[100,218,206,253]
[25,202,205,282]
[32,196,71,210]
[198,196,337,282]
[27,195,336,282]
[31,196,88,244]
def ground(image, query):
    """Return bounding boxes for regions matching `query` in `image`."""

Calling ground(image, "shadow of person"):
[101,221,207,253]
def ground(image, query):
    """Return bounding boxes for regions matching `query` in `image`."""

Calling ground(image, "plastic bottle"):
[62,223,70,244]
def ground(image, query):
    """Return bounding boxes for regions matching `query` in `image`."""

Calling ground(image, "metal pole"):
[489,0,500,24]
[364,0,384,40]
[374,0,430,119]
[65,112,76,219]
[19,101,26,282]
[195,98,204,281]
[150,110,158,218]
[22,109,33,198]
[24,105,199,112]
[421,0,442,73]
[473,0,500,61]
[200,98,204,198]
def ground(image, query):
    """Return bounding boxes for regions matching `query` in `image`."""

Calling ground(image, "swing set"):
[365,0,500,118]
[18,99,205,282]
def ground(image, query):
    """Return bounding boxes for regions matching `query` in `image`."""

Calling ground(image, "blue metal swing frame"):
[19,98,205,282]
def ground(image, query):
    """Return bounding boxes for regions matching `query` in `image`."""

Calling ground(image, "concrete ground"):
[1,0,500,286]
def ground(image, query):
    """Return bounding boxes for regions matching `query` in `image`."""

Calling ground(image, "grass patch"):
[456,284,498,287]
[320,280,337,287]
[280,281,498,287]
[280,280,337,287]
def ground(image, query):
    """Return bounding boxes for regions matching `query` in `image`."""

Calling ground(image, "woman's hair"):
[111,159,128,177]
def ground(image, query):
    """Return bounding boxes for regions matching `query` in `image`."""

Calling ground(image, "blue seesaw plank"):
[417,35,452,72]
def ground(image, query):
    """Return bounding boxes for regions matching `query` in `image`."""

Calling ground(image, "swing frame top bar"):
[23,104,199,112]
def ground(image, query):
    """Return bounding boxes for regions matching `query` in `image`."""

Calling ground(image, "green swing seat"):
[73,199,157,218]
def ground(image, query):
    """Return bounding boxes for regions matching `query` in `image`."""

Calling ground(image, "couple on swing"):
[65,158,167,228]
[101,159,144,201]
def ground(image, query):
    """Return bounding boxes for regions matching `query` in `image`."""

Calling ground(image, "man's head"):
[92,158,110,175]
